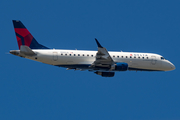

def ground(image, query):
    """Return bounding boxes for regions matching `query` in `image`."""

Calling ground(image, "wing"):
[91,38,114,68]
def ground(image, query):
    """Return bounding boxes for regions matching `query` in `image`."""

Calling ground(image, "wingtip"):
[95,38,103,48]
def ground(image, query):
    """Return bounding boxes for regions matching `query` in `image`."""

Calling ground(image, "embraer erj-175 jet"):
[10,20,175,77]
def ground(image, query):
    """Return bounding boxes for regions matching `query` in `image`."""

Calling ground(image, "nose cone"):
[169,62,175,70]
[162,60,175,71]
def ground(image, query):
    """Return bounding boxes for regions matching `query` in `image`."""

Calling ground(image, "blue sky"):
[1,0,180,119]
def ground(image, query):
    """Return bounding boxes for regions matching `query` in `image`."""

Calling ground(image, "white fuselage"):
[20,49,175,71]
[11,20,176,77]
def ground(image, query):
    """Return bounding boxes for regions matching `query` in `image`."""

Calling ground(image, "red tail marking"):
[24,34,33,47]
[16,36,22,49]
[14,28,30,37]
[14,28,33,48]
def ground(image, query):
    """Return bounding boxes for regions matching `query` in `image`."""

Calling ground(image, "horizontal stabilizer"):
[20,45,36,56]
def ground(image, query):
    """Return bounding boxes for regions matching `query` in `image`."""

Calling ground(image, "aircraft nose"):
[166,61,175,71]
[169,62,175,70]
[162,61,175,71]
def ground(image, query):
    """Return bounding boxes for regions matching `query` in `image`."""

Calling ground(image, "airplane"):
[10,20,175,77]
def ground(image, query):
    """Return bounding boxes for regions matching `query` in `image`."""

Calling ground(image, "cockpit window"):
[161,57,165,60]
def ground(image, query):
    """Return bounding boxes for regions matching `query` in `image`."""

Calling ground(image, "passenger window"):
[65,54,67,56]
[126,56,128,58]
[74,54,76,56]
[78,54,80,56]
[91,55,93,57]
[61,54,63,55]
[113,55,115,58]
[121,56,123,58]
[138,57,140,59]
[134,57,136,58]
[147,57,148,59]
[83,54,84,56]
[117,56,119,58]
[130,56,132,58]
[87,54,89,56]
[69,54,71,56]
[142,57,144,59]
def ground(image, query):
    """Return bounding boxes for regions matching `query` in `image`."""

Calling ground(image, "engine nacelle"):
[95,71,115,77]
[111,62,128,71]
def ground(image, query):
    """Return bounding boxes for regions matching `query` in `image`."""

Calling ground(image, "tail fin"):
[12,20,49,49]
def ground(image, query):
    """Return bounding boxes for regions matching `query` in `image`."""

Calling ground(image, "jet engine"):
[111,62,128,71]
[94,71,115,77]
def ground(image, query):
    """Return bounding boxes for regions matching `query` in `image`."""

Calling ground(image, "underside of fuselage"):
[55,64,163,72]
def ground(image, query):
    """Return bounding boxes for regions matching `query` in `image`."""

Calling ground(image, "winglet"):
[95,38,103,48]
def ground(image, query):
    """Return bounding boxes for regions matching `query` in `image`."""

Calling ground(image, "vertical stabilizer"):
[12,20,49,49]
